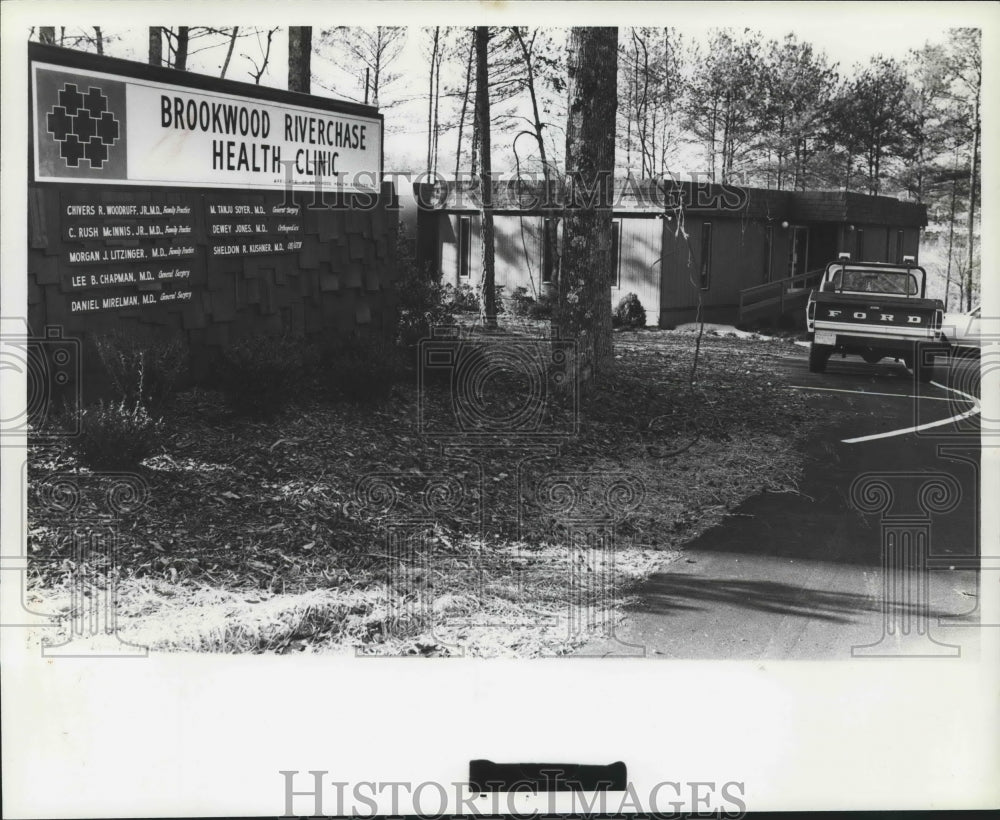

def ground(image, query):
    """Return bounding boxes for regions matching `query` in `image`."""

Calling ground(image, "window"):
[764,225,774,283]
[699,221,712,290]
[612,220,622,287]
[834,269,919,295]
[542,218,556,284]
[855,228,864,262]
[458,216,471,279]
[895,230,905,264]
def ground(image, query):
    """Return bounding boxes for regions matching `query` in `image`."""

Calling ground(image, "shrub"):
[447,282,481,314]
[528,292,556,319]
[445,283,506,316]
[71,400,163,470]
[509,286,537,317]
[217,334,304,418]
[393,227,457,347]
[319,334,401,403]
[614,293,647,328]
[491,284,506,315]
[93,330,188,413]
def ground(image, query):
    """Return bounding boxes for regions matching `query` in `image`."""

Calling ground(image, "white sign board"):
[32,61,382,191]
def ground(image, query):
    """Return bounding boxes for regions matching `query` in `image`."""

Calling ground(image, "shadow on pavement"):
[627,572,973,624]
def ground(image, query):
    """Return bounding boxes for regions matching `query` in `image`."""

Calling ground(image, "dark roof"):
[422,178,927,227]
[791,191,927,227]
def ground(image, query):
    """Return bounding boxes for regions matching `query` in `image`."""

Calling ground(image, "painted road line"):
[787,385,962,403]
[930,379,979,404]
[840,381,981,444]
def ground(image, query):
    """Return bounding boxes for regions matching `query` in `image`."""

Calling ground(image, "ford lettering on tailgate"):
[822,307,928,325]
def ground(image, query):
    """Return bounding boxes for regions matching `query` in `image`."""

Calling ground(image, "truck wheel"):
[808,343,831,373]
[862,353,883,364]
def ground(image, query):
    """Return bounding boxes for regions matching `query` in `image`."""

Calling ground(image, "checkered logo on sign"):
[34,66,128,181]
[46,83,121,169]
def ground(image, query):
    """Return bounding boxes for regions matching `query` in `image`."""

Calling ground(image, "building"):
[417,179,928,327]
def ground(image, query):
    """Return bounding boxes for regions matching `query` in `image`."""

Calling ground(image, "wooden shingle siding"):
[27,183,400,356]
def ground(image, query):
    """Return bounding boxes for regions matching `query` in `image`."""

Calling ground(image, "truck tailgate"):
[810,291,942,339]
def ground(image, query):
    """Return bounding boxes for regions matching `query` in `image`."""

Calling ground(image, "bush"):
[528,292,556,319]
[447,283,481,314]
[393,227,457,347]
[614,293,647,328]
[217,334,304,418]
[491,284,506,315]
[509,286,536,317]
[71,400,163,469]
[318,334,401,403]
[93,330,188,413]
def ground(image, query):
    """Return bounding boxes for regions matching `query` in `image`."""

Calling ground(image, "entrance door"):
[788,226,809,279]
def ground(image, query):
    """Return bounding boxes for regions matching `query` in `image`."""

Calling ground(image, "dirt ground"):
[26,322,818,657]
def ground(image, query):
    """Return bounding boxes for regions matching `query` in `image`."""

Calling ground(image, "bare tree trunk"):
[287,27,312,93]
[371,30,382,105]
[433,36,442,175]
[560,27,619,381]
[455,33,474,180]
[965,80,980,311]
[148,26,162,65]
[470,89,479,177]
[174,26,189,70]
[633,30,651,178]
[40,27,56,45]
[427,27,439,175]
[944,147,959,311]
[93,26,104,55]
[512,29,550,181]
[220,26,239,78]
[626,43,635,171]
[475,27,497,329]
[513,27,554,285]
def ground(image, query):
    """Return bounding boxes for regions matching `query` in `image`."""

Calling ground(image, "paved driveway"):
[577,347,984,660]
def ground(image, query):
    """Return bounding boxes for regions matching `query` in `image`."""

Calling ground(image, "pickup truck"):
[805,258,944,381]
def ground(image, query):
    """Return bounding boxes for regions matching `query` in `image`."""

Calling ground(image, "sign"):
[50,187,313,316]
[32,60,382,192]
[58,189,203,315]
[27,45,396,335]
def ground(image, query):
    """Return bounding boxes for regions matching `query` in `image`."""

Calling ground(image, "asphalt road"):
[578,345,984,660]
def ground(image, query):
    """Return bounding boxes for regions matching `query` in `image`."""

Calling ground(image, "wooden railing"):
[738,267,825,322]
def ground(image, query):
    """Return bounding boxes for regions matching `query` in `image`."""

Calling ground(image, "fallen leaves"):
[26,329,818,656]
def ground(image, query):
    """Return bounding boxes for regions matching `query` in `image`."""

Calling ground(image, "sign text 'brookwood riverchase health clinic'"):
[32,60,382,191]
